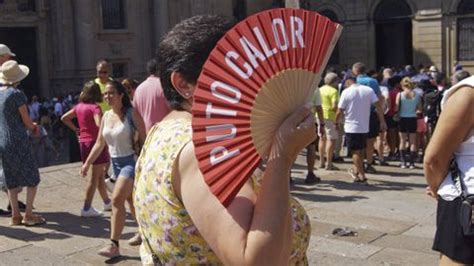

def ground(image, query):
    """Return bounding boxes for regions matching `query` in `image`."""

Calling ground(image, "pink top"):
[132,75,170,132]
[74,103,102,142]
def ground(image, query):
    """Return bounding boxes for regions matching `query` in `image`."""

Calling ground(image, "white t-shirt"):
[437,76,474,200]
[102,110,135,158]
[338,84,378,133]
[54,102,63,116]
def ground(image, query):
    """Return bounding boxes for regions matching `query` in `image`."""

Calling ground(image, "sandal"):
[332,227,358,237]
[10,215,23,226]
[22,214,46,226]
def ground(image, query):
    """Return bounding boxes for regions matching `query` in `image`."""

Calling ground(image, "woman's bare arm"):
[18,105,36,131]
[424,86,474,193]
[61,108,78,133]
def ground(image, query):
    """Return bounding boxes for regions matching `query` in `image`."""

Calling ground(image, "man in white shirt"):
[335,77,386,183]
[28,95,41,122]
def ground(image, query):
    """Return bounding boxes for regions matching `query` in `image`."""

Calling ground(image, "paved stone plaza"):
[0,152,439,265]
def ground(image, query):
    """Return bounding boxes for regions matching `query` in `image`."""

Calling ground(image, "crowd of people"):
[0,12,473,265]
[304,61,471,185]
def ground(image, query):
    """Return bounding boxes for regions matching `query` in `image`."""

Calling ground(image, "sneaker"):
[81,207,103,217]
[105,178,116,193]
[364,163,377,174]
[103,201,112,212]
[400,164,407,169]
[409,164,416,169]
[347,168,359,182]
[304,173,321,184]
[98,242,120,258]
[127,233,142,246]
[0,208,11,216]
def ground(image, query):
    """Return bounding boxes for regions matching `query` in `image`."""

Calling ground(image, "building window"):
[112,62,127,79]
[457,0,474,61]
[457,18,474,61]
[101,0,126,30]
[458,0,474,15]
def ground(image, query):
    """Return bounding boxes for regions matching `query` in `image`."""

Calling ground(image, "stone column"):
[50,0,76,72]
[72,0,96,71]
[152,0,169,52]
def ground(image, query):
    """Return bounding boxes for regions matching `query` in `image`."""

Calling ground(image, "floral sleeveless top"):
[134,118,311,265]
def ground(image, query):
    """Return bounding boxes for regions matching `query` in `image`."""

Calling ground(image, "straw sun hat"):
[0,60,29,84]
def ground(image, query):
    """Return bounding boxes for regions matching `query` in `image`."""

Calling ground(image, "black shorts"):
[399,117,417,133]
[345,133,367,152]
[368,112,380,139]
[433,197,474,264]
[385,114,398,129]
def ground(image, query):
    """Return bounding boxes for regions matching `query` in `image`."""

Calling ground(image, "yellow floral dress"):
[134,118,311,265]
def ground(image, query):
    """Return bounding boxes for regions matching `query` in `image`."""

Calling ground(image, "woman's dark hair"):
[106,80,132,115]
[79,81,102,103]
[146,59,158,76]
[122,78,139,90]
[157,15,236,110]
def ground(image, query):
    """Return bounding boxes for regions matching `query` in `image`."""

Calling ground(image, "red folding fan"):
[192,8,342,206]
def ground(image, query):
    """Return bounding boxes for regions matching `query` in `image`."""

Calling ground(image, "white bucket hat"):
[0,60,29,84]
[0,44,15,57]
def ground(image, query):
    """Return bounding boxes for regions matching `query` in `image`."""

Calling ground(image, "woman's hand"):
[80,163,90,177]
[32,122,40,137]
[425,186,438,200]
[269,104,316,165]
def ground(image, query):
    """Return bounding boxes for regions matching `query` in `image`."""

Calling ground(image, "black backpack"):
[423,89,442,122]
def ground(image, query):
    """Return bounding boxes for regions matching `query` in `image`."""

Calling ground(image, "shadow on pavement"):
[323,179,427,192]
[291,177,427,203]
[292,192,368,203]
[105,255,141,264]
[1,211,137,241]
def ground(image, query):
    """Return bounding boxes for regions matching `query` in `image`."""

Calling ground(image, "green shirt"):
[319,84,339,121]
[95,78,111,112]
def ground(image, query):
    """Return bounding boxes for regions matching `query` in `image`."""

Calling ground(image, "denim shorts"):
[111,154,136,179]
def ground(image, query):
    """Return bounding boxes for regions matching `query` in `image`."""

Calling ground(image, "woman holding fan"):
[134,15,314,265]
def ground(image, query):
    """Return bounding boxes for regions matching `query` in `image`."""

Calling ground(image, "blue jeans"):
[111,154,136,179]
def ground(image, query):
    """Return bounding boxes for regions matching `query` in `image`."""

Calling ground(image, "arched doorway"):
[320,9,340,67]
[0,27,39,98]
[374,0,413,68]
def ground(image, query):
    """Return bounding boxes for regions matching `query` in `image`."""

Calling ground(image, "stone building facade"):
[1,0,473,97]
[305,0,474,76]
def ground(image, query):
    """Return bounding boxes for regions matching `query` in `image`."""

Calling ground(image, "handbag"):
[450,158,474,236]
